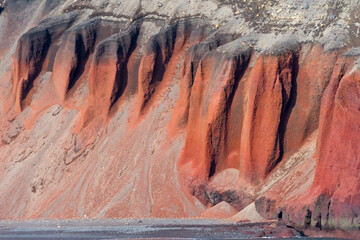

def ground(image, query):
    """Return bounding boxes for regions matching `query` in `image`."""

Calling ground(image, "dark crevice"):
[110,29,140,109]
[141,24,178,110]
[150,23,178,86]
[221,53,252,161]
[226,54,252,120]
[326,200,331,229]
[141,42,165,110]
[67,34,90,91]
[190,62,195,85]
[20,30,52,107]
[151,42,166,87]
[315,214,322,230]
[208,155,217,178]
[265,51,299,175]
[46,44,60,71]
[207,52,252,179]
[305,209,312,227]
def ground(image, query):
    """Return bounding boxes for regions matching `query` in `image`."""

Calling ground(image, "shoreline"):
[0,218,355,239]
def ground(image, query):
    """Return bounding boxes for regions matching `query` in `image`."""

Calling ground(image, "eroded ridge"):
[12,12,79,111]
[85,24,140,121]
[52,18,122,102]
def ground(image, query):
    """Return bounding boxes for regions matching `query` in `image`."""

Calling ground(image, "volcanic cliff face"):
[0,0,359,233]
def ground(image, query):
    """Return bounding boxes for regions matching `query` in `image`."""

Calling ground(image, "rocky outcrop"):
[52,18,121,102]
[253,51,360,231]
[11,12,78,111]
[239,50,297,183]
[85,24,140,121]
[281,45,339,156]
[311,52,360,230]
[138,20,210,113]
[170,32,238,131]
[177,37,360,231]
[178,38,299,199]
[178,39,252,201]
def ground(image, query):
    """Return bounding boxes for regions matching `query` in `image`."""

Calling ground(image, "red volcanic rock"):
[52,18,121,102]
[138,20,209,113]
[282,45,339,155]
[170,32,236,133]
[12,29,50,112]
[239,51,296,183]
[85,24,139,122]
[138,22,179,112]
[263,52,360,230]
[178,40,252,202]
[11,13,78,112]
[312,53,360,229]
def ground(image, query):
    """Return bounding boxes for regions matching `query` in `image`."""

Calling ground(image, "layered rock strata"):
[0,0,359,234]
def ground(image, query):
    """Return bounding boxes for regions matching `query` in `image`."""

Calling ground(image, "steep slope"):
[0,0,359,233]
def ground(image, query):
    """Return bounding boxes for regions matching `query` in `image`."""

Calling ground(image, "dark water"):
[0,219,345,239]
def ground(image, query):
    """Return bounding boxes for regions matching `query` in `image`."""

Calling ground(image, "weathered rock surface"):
[11,12,78,111]
[178,41,252,202]
[85,24,140,122]
[0,0,359,235]
[138,20,210,113]
[52,18,121,102]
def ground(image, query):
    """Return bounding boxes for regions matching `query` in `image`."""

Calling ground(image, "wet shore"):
[0,218,346,239]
